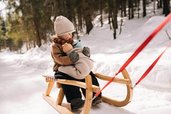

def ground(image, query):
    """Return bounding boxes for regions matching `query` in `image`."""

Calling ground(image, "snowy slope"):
[0,15,171,114]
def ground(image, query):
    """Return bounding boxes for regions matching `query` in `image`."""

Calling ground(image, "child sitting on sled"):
[51,15,102,111]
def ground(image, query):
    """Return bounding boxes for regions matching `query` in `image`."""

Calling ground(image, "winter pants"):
[54,71,101,103]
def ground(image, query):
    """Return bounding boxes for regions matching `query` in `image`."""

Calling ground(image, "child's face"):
[58,33,73,45]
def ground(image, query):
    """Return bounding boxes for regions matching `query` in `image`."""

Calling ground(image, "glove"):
[69,51,79,63]
[82,47,90,57]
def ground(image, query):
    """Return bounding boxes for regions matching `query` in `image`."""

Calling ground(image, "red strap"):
[94,72,119,97]
[118,13,171,73]
[134,46,169,87]
[95,13,171,97]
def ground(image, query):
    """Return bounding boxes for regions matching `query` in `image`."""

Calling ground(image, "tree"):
[128,0,134,19]
[1,20,6,36]
[136,0,141,18]
[6,38,14,51]
[16,38,23,53]
[100,0,104,27]
[0,17,7,51]
[143,0,147,17]
[120,0,127,17]
[2,0,170,51]
[157,0,162,8]
[0,38,3,51]
[163,0,170,16]
[108,0,118,39]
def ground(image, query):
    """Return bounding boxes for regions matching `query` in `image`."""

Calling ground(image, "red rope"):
[95,13,171,97]
[94,72,119,97]
[134,45,170,87]
[118,13,171,73]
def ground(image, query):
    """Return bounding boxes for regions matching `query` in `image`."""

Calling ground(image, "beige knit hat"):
[54,16,75,36]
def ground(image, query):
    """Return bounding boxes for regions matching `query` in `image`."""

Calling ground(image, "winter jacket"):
[58,48,93,79]
[51,42,73,72]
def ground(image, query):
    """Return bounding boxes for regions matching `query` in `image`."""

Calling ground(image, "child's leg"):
[54,71,82,102]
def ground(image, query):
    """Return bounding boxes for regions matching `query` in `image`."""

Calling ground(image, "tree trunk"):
[30,1,42,47]
[157,0,163,8]
[121,0,127,17]
[84,14,93,34]
[33,18,41,47]
[153,0,156,14]
[112,0,118,39]
[143,0,147,17]
[128,0,134,19]
[100,0,103,27]
[83,1,93,34]
[66,0,73,21]
[123,0,127,17]
[137,0,140,18]
[108,0,112,29]
[163,0,170,16]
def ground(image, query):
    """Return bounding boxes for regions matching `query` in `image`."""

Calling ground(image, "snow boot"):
[92,96,102,106]
[70,98,85,111]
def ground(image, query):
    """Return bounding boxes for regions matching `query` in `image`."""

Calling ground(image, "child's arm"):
[62,43,79,63]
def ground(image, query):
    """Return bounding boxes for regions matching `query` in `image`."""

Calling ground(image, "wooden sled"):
[42,69,133,114]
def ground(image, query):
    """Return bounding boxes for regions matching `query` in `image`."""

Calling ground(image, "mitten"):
[69,51,79,63]
[82,47,90,57]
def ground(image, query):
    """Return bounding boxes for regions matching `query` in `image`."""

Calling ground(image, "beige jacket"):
[58,48,93,79]
[51,43,93,79]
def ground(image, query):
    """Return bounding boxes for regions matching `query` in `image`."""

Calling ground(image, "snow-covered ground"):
[0,14,171,114]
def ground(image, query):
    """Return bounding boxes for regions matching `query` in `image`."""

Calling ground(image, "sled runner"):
[42,69,133,114]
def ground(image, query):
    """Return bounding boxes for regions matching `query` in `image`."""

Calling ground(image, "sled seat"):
[42,75,100,114]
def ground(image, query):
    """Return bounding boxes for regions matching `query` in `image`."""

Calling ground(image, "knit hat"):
[54,16,75,36]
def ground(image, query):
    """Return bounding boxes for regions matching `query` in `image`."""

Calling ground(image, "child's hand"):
[62,43,73,53]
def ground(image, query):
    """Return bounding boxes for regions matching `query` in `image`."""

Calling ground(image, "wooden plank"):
[95,73,131,85]
[57,79,100,92]
[45,81,54,96]
[81,75,93,114]
[98,69,133,107]
[56,88,64,105]
[43,94,73,114]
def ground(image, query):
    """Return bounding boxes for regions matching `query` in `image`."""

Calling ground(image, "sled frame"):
[42,69,133,114]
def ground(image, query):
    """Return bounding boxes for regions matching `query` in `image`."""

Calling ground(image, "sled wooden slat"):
[81,75,93,114]
[95,73,130,85]
[43,94,73,114]
[57,88,64,105]
[57,79,100,92]
[96,69,133,107]
[45,81,54,96]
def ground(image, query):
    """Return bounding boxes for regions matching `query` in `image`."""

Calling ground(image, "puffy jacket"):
[58,48,93,79]
[51,42,73,72]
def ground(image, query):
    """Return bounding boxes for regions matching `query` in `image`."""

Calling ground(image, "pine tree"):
[163,0,170,16]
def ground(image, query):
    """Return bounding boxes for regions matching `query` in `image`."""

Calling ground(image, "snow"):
[1,14,171,114]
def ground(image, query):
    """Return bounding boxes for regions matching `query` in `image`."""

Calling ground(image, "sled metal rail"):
[42,69,133,114]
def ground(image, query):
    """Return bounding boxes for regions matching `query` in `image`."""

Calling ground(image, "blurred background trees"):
[0,0,170,52]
